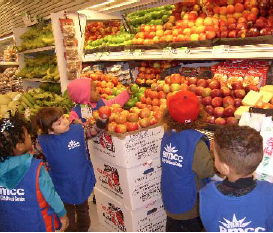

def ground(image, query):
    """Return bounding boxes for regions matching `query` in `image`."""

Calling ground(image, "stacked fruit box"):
[88,125,166,232]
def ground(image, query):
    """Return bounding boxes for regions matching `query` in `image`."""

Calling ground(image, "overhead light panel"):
[87,0,115,9]
[99,0,139,12]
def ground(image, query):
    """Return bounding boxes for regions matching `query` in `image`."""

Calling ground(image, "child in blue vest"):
[160,91,215,232]
[67,78,130,124]
[0,112,68,232]
[35,107,95,232]
[200,125,273,232]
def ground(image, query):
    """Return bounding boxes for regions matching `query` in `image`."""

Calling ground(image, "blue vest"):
[200,181,273,232]
[160,129,209,214]
[38,124,95,205]
[72,98,105,123]
[0,159,60,232]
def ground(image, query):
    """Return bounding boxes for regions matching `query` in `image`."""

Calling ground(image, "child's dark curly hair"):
[0,112,31,163]
[214,125,263,176]
[162,107,208,132]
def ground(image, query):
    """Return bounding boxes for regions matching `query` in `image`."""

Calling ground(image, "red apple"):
[189,84,197,93]
[205,105,214,115]
[170,74,182,84]
[126,122,139,132]
[197,79,208,87]
[220,87,232,97]
[228,30,237,38]
[180,83,190,91]
[214,107,225,117]
[226,116,238,125]
[246,27,260,37]
[212,97,223,107]
[234,98,243,107]
[195,86,204,96]
[115,124,127,133]
[234,89,246,99]
[188,77,198,85]
[224,105,236,117]
[98,106,112,119]
[108,122,117,132]
[209,80,221,90]
[139,108,151,118]
[215,117,227,125]
[211,89,222,98]
[203,96,212,106]
[231,81,244,90]
[234,3,244,13]
[223,96,235,107]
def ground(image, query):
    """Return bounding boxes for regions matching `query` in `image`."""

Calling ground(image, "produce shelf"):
[83,44,273,62]
[23,78,60,83]
[0,62,19,66]
[18,46,55,54]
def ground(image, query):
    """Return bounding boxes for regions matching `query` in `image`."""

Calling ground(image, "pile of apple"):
[132,0,273,45]
[135,60,180,86]
[81,70,125,100]
[85,21,121,43]
[93,104,162,133]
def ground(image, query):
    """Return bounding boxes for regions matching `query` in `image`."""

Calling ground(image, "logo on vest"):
[0,186,25,202]
[162,143,183,167]
[219,214,265,232]
[68,140,80,150]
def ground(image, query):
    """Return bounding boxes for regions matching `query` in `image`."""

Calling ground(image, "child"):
[200,125,273,232]
[67,78,130,123]
[0,113,68,232]
[35,107,95,232]
[160,91,215,232]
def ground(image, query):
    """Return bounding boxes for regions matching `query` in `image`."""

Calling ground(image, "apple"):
[219,7,227,15]
[224,105,236,117]
[211,89,222,98]
[228,30,237,38]
[212,97,223,107]
[206,30,216,39]
[234,3,244,13]
[260,28,272,36]
[247,13,257,22]
[205,105,214,115]
[234,98,242,107]
[98,106,112,119]
[152,98,159,106]
[108,122,117,132]
[231,81,244,90]
[201,87,212,98]
[127,112,139,122]
[115,114,127,124]
[209,80,221,90]
[226,116,238,125]
[246,27,260,37]
[126,122,139,132]
[188,77,198,85]
[163,84,171,93]
[139,117,150,128]
[245,84,259,93]
[180,83,189,91]
[220,87,232,97]
[203,96,212,106]
[195,86,204,96]
[227,5,235,14]
[215,117,226,125]
[214,107,225,118]
[115,123,127,133]
[170,84,180,92]
[189,84,197,93]
[139,108,151,118]
[197,79,208,88]
[223,96,235,108]
[234,89,246,99]
[207,115,216,124]
[170,74,182,84]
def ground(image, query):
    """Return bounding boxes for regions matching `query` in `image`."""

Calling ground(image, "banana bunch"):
[18,88,74,119]
[42,65,60,82]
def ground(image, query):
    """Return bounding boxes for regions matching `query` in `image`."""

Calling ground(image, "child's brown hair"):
[214,125,263,176]
[35,107,64,135]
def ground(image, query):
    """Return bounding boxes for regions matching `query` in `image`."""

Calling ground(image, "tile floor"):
[88,194,109,232]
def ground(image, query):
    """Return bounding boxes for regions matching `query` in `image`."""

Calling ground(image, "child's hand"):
[72,118,83,124]
[59,214,69,231]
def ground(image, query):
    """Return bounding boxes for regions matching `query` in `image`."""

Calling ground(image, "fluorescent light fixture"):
[99,0,139,12]
[0,35,14,42]
[87,0,115,9]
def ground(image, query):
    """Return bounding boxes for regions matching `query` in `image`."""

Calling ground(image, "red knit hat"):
[167,91,200,124]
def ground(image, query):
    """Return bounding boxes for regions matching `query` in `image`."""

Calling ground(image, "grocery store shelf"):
[18,46,55,54]
[0,62,19,65]
[83,44,273,62]
[23,78,59,83]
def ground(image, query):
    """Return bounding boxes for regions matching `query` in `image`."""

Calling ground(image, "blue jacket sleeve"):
[39,165,67,217]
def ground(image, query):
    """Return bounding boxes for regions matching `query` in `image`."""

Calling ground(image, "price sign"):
[212,45,229,55]
[177,47,190,54]
[124,49,132,57]
[162,47,175,58]
[133,49,143,57]
[95,52,102,60]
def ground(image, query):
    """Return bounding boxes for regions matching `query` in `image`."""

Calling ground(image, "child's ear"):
[15,142,25,153]
[221,162,230,176]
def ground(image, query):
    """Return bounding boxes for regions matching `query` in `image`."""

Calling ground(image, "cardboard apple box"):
[91,154,162,210]
[94,187,166,232]
[88,125,164,168]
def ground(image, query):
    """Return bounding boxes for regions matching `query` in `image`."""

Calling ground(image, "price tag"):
[95,52,102,60]
[212,45,229,55]
[102,52,110,57]
[124,49,132,56]
[133,49,143,57]
[177,47,190,54]
[162,47,175,58]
